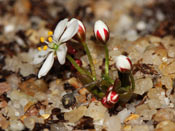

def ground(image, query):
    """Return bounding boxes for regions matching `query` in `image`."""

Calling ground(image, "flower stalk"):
[81,41,97,80]
[104,44,109,77]
[66,54,92,79]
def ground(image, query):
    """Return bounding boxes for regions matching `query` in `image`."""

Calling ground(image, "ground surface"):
[0,0,175,130]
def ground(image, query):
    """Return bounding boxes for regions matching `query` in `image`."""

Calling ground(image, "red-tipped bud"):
[94,20,109,43]
[75,59,82,67]
[107,86,114,92]
[106,91,119,104]
[115,55,132,73]
[71,59,82,70]
[101,96,113,108]
[73,19,86,42]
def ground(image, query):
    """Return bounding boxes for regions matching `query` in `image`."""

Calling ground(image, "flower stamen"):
[40,37,45,43]
[37,47,42,51]
[48,37,53,42]
[43,45,48,50]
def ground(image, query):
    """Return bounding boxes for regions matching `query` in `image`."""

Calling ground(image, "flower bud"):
[106,91,119,104]
[75,59,82,67]
[94,20,109,43]
[71,59,82,70]
[74,19,86,42]
[101,96,113,108]
[115,55,132,72]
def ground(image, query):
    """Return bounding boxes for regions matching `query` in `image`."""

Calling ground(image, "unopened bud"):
[106,91,119,104]
[94,20,109,43]
[115,55,132,72]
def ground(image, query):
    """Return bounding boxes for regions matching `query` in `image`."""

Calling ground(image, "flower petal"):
[59,20,79,42]
[38,52,54,78]
[32,49,50,64]
[53,18,68,41]
[67,18,76,27]
[56,43,67,65]
[67,18,85,32]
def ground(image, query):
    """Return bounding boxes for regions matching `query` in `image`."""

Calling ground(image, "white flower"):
[94,20,109,43]
[115,55,132,72]
[37,18,79,78]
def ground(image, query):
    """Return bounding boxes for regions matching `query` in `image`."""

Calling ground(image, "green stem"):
[66,55,92,79]
[104,44,109,77]
[130,73,135,91]
[81,41,96,80]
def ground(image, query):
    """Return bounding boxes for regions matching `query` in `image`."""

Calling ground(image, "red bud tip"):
[101,96,113,108]
[73,19,86,42]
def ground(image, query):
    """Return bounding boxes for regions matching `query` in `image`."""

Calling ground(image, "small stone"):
[0,114,9,129]
[9,90,34,105]
[124,114,140,123]
[134,77,153,95]
[161,76,172,89]
[116,15,133,32]
[41,114,50,120]
[143,49,162,65]
[10,120,24,131]
[132,125,150,131]
[155,120,175,131]
[0,101,8,108]
[64,106,87,123]
[117,108,131,123]
[85,101,107,121]
[160,61,175,75]
[50,123,68,131]
[93,0,111,18]
[147,99,162,109]
[136,104,157,120]
[4,54,37,77]
[125,29,138,41]
[23,117,35,130]
[0,82,11,95]
[147,87,164,100]
[20,78,48,96]
[123,125,132,131]
[104,115,121,131]
[4,24,15,33]
[136,21,146,31]
[153,108,175,122]
[147,87,169,109]
[6,74,21,89]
